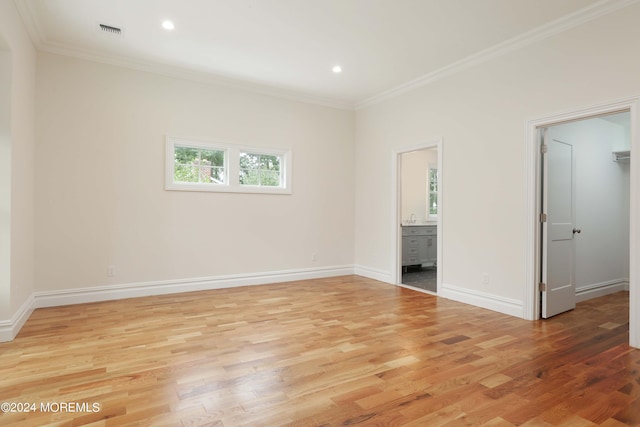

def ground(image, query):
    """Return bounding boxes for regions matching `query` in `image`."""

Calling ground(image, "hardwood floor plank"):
[0,277,638,426]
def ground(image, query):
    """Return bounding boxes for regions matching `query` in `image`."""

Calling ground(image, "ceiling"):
[14,0,634,109]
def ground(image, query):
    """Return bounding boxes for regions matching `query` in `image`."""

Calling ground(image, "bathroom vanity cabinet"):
[402,225,436,267]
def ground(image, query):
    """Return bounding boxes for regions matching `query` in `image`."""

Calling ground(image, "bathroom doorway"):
[400,148,438,292]
[392,139,442,295]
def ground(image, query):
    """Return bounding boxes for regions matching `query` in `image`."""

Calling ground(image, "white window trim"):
[166,136,292,194]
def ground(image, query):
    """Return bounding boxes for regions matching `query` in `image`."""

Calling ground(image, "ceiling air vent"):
[98,23,123,36]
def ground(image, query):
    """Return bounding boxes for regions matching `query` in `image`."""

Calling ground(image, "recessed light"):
[162,20,175,30]
[332,65,342,73]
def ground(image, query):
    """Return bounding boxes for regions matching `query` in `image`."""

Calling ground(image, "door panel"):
[542,132,576,318]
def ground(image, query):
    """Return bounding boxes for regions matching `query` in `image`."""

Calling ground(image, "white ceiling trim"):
[355,0,640,110]
[14,0,640,112]
[13,0,44,48]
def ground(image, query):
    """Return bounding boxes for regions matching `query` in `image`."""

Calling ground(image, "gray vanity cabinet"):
[402,225,436,267]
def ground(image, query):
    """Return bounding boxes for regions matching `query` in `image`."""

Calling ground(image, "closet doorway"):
[523,96,640,348]
[540,112,630,318]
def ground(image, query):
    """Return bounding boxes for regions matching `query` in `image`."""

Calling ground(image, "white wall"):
[548,117,630,296]
[35,53,355,293]
[0,46,10,318]
[610,113,631,152]
[0,0,37,337]
[354,3,640,315]
[401,148,437,224]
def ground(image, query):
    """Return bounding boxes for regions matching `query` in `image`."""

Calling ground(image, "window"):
[427,165,438,218]
[174,145,226,185]
[239,152,281,187]
[166,137,291,194]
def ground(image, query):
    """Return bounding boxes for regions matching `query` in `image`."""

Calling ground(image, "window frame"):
[166,136,292,194]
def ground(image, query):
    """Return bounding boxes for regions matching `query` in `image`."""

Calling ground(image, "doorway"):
[392,139,443,294]
[400,147,438,292]
[540,113,630,318]
[525,97,639,348]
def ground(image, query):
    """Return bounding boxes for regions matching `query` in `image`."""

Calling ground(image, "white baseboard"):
[353,265,392,283]
[33,265,355,308]
[440,282,523,318]
[0,294,35,342]
[354,268,524,318]
[2,267,546,342]
[0,265,354,342]
[576,279,629,303]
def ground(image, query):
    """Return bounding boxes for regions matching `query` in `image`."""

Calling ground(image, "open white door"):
[541,129,577,318]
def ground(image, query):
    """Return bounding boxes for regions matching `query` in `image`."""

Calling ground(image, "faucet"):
[409,213,416,224]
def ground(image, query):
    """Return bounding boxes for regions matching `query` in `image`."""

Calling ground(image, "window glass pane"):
[174,164,199,183]
[175,146,199,165]
[239,168,260,185]
[201,149,224,167]
[428,168,438,215]
[210,166,225,184]
[239,152,282,187]
[261,155,280,171]
[260,170,281,186]
[240,152,259,169]
[174,145,225,184]
[196,166,226,184]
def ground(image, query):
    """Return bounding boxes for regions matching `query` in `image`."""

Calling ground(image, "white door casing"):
[541,130,577,318]
[523,96,637,347]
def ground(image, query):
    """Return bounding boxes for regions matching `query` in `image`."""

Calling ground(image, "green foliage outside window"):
[428,168,438,215]
[174,146,225,184]
[239,152,281,187]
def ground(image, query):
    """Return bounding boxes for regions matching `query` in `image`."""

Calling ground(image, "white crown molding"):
[355,0,640,110]
[14,0,640,116]
[12,0,45,49]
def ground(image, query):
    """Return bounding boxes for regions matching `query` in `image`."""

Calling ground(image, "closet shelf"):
[612,150,630,161]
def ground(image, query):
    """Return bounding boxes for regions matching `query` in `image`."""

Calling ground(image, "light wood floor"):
[0,276,638,426]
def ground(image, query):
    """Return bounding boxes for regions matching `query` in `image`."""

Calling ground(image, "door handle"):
[573,228,581,234]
